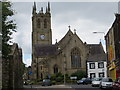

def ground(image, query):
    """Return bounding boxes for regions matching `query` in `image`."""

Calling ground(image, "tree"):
[2,1,16,88]
[2,1,16,59]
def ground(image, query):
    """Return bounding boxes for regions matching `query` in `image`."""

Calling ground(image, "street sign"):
[48,75,51,78]
[29,71,32,75]
[70,76,77,80]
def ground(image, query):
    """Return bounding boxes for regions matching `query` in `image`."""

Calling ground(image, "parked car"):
[112,77,120,90]
[91,77,102,87]
[77,78,92,85]
[42,79,52,86]
[99,77,113,89]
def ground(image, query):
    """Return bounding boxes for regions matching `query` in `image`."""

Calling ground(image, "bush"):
[52,80,56,85]
[71,70,86,80]
[56,72,63,77]
[56,76,63,82]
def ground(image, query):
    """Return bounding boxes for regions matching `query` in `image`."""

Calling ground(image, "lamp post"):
[93,31,106,46]
[93,32,105,35]
[93,31,108,76]
[63,54,66,85]
[36,57,38,80]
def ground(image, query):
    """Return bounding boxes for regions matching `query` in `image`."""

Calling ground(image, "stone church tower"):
[32,2,52,46]
[32,2,52,79]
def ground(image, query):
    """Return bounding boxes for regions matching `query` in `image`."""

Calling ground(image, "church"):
[31,2,106,80]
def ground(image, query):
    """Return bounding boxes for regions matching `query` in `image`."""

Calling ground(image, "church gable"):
[55,28,88,73]
[57,28,86,51]
[57,29,73,50]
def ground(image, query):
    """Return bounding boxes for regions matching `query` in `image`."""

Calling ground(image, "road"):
[24,84,102,90]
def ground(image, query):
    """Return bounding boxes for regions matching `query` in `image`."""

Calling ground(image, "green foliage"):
[45,75,49,79]
[49,72,64,84]
[2,1,16,59]
[65,74,70,80]
[71,70,86,80]
[56,72,63,77]
[51,80,56,85]
[50,74,56,80]
[56,76,63,82]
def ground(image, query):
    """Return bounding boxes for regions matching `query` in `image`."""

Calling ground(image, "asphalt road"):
[23,84,102,90]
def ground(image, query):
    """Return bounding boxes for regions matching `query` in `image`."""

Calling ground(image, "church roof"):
[34,44,58,58]
[87,43,106,61]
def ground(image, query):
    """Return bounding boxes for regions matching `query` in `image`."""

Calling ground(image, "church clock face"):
[40,35,45,40]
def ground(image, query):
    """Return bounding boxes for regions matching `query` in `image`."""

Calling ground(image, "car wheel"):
[100,86,103,89]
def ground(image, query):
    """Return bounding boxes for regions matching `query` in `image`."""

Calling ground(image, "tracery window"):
[44,19,47,28]
[37,18,41,28]
[53,64,58,74]
[71,47,81,68]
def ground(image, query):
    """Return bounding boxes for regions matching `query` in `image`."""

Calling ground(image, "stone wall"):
[2,43,24,89]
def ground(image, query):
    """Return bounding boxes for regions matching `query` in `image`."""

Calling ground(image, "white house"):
[87,60,107,78]
[87,43,107,78]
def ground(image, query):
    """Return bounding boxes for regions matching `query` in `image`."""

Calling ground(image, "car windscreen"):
[102,78,113,82]
[43,79,50,82]
[81,78,86,80]
[93,78,100,81]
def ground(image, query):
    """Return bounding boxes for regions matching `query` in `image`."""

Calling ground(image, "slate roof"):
[34,44,58,58]
[87,43,107,61]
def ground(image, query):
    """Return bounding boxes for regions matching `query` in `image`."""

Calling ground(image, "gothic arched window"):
[37,18,41,28]
[44,19,47,28]
[53,64,58,74]
[71,47,81,68]
[41,73,43,79]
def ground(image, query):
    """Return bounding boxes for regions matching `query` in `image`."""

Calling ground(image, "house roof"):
[34,44,58,58]
[87,43,106,61]
[87,54,107,62]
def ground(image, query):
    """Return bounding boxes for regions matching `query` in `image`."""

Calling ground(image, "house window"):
[89,63,95,69]
[90,73,96,78]
[99,72,104,77]
[71,47,81,68]
[98,62,104,68]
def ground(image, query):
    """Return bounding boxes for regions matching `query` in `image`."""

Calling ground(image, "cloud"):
[23,58,31,67]
[23,54,32,67]
[12,2,32,54]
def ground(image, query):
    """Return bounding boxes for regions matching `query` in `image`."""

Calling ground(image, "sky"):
[9,1,119,67]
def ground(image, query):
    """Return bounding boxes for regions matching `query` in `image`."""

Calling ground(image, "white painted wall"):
[87,61,107,78]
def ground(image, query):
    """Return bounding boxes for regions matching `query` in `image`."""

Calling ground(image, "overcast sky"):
[10,1,119,67]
